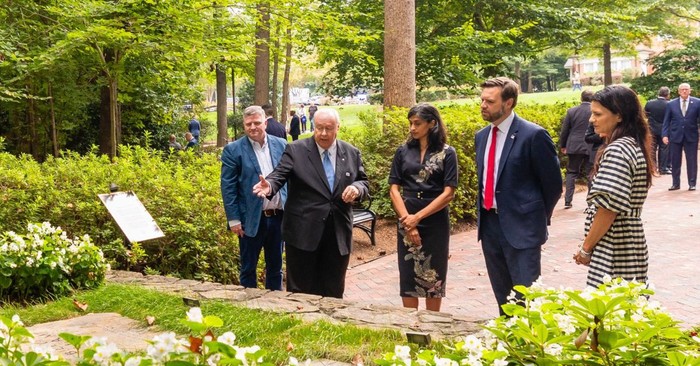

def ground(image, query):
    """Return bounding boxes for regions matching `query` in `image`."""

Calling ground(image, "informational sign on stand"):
[98,191,165,243]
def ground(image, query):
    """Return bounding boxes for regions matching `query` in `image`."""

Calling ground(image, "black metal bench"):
[352,196,377,246]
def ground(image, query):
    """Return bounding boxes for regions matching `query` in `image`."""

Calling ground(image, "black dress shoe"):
[564,203,572,209]
[690,186,696,191]
[669,186,680,191]
[662,169,673,175]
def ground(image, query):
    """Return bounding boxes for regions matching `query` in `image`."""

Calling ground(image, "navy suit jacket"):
[265,138,369,255]
[475,114,562,249]
[221,134,288,237]
[662,96,700,144]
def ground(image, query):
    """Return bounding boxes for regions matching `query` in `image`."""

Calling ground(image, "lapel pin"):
[345,172,350,177]
[510,135,515,139]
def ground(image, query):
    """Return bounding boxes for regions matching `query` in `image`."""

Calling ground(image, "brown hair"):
[480,77,519,109]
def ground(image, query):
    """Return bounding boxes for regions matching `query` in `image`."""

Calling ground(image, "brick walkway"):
[345,169,700,327]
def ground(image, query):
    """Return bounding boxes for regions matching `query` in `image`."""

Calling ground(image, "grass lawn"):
[0,284,405,364]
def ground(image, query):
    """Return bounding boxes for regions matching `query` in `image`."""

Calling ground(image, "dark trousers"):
[238,213,284,290]
[652,133,670,171]
[285,215,349,298]
[564,153,589,204]
[480,209,541,315]
[670,139,698,187]
[291,134,299,141]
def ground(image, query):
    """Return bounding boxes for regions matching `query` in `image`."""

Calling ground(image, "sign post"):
[98,191,165,243]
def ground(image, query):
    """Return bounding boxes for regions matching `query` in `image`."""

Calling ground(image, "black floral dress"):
[388,144,458,298]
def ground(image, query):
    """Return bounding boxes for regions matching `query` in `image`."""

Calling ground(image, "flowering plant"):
[0,222,108,302]
[377,277,700,365]
[0,308,300,366]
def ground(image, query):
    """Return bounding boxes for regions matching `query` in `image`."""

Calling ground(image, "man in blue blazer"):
[253,109,369,298]
[662,83,700,191]
[221,105,288,290]
[475,77,562,315]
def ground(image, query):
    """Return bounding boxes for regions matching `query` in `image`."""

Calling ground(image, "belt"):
[263,209,283,217]
[403,190,441,199]
[481,207,498,215]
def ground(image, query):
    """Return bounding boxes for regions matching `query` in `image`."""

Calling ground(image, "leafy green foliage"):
[0,222,107,302]
[631,38,700,99]
[0,146,238,284]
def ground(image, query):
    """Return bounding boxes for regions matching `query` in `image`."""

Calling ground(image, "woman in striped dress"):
[573,85,655,287]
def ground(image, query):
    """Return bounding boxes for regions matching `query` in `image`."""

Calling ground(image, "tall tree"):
[254,1,271,105]
[383,0,416,108]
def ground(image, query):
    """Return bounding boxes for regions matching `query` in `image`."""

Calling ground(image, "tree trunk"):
[27,85,39,160]
[216,63,228,147]
[271,25,280,121]
[231,67,236,116]
[514,61,521,85]
[48,82,58,157]
[603,42,612,86]
[254,1,270,105]
[527,70,533,93]
[281,25,292,126]
[383,0,416,109]
[98,49,120,159]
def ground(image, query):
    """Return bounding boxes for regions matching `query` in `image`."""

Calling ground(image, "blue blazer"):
[221,135,288,237]
[475,114,562,249]
[662,97,700,144]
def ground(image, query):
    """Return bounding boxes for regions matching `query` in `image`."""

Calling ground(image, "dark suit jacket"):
[662,96,700,144]
[644,97,669,136]
[289,116,301,136]
[559,102,592,155]
[265,117,287,140]
[221,135,288,237]
[584,122,604,163]
[475,114,562,249]
[265,138,369,255]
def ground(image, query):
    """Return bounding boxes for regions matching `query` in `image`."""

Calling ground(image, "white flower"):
[11,314,23,326]
[207,353,222,366]
[461,335,483,354]
[93,343,122,365]
[289,357,299,366]
[85,336,108,348]
[544,343,563,356]
[218,331,236,346]
[553,314,576,335]
[186,307,204,323]
[124,356,143,366]
[393,345,412,365]
[433,356,458,366]
[30,344,59,361]
[493,358,508,366]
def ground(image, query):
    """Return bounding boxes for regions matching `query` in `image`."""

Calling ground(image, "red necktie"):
[484,126,498,210]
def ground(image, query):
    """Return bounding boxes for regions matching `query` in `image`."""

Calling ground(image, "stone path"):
[345,168,700,328]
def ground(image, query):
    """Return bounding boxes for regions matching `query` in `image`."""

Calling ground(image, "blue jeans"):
[238,213,284,290]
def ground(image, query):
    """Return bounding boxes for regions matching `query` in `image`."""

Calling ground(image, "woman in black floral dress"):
[388,103,458,312]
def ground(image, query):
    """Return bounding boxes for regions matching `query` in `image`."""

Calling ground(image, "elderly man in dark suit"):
[253,108,369,298]
[475,77,562,315]
[559,90,593,208]
[663,83,700,191]
[221,105,287,290]
[645,87,671,175]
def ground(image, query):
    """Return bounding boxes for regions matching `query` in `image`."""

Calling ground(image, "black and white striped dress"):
[585,136,649,287]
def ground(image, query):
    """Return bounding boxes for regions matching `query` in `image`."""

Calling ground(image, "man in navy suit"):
[253,109,369,298]
[663,83,700,191]
[221,105,288,290]
[645,87,671,174]
[475,77,562,315]
[262,104,287,140]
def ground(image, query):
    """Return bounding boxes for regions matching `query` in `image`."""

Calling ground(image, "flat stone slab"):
[26,313,160,361]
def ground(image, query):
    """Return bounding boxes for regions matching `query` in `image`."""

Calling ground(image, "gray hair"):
[244,105,266,119]
[313,108,340,125]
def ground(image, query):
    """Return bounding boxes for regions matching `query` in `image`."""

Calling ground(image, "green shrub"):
[0,147,239,284]
[0,222,107,302]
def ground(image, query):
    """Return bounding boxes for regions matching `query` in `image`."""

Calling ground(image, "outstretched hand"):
[252,175,271,198]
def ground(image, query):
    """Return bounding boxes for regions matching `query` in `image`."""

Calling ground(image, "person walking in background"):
[184,132,198,150]
[573,85,654,287]
[221,106,287,290]
[188,117,201,142]
[168,134,183,151]
[388,103,458,312]
[308,103,318,132]
[559,90,594,208]
[663,83,700,191]
[289,110,301,141]
[252,109,369,298]
[297,103,307,133]
[262,104,287,140]
[584,122,604,191]
[645,87,671,175]
[474,77,562,315]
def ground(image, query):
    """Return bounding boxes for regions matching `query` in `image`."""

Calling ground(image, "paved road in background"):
[345,168,700,327]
